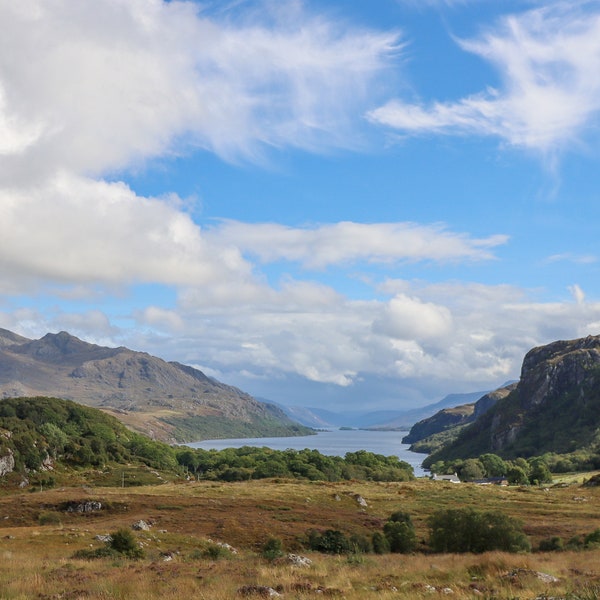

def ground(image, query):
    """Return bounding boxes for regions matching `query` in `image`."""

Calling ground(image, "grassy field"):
[0,474,599,598]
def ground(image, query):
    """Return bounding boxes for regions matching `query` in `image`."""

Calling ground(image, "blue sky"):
[2,0,600,411]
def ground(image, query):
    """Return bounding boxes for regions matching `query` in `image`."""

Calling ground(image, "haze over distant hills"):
[274,390,491,430]
[0,329,310,443]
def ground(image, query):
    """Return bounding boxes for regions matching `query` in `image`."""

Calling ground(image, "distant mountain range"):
[273,390,492,430]
[0,329,310,443]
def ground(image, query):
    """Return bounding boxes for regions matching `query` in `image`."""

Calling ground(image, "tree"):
[528,458,552,485]
[479,453,507,477]
[458,458,484,482]
[428,508,530,554]
[506,465,529,485]
[382,511,416,553]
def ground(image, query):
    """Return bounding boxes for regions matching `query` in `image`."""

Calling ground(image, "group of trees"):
[175,446,414,482]
[0,397,179,474]
[428,453,553,485]
[303,507,529,556]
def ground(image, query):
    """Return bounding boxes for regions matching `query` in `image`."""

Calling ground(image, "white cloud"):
[0,172,251,289]
[569,284,586,304]
[369,3,600,154]
[373,294,453,341]
[545,252,598,265]
[0,0,400,182]
[210,220,508,268]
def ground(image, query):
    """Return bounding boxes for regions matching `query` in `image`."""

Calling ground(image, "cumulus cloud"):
[369,3,600,154]
[116,277,600,406]
[0,172,250,290]
[210,220,508,268]
[373,294,453,341]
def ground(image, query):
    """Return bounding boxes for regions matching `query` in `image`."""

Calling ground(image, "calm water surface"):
[188,429,427,476]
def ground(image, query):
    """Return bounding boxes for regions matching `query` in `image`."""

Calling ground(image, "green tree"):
[428,508,530,554]
[479,453,507,477]
[506,465,529,485]
[528,458,552,485]
[458,458,484,482]
[261,537,284,560]
[383,512,416,554]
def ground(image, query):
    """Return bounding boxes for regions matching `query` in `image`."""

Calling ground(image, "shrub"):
[38,511,62,525]
[383,511,416,553]
[202,542,232,559]
[110,528,145,559]
[261,537,284,560]
[428,508,530,554]
[371,531,390,554]
[349,533,372,554]
[538,536,564,552]
[307,529,351,554]
[584,528,600,549]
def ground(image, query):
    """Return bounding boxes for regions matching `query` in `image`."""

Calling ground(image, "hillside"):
[424,335,600,466]
[0,396,179,484]
[0,329,310,442]
[403,384,516,453]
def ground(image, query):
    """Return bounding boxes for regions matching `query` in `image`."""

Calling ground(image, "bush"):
[428,508,530,554]
[371,531,390,554]
[307,529,351,554]
[349,533,372,554]
[538,536,564,552]
[201,542,232,559]
[261,537,284,560]
[383,511,416,553]
[110,528,145,559]
[584,528,600,549]
[38,511,62,526]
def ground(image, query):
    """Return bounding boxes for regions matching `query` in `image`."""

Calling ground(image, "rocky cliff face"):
[519,336,600,410]
[424,335,600,464]
[0,329,308,443]
[403,383,515,446]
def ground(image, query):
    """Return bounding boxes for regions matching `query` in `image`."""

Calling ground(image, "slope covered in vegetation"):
[0,397,414,485]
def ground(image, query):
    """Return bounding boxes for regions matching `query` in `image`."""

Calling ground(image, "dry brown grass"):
[0,477,598,598]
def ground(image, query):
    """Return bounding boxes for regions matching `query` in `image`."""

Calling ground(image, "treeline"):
[175,446,414,482]
[428,453,551,484]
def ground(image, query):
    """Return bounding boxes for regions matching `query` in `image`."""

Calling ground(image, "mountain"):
[423,335,600,466]
[274,390,492,430]
[401,384,517,454]
[0,329,311,443]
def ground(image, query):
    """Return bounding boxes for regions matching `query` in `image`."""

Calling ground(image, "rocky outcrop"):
[424,335,600,464]
[0,450,14,476]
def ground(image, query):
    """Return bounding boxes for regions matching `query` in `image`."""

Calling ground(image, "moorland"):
[0,473,599,599]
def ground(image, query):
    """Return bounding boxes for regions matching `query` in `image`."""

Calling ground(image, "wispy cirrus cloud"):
[369,2,600,155]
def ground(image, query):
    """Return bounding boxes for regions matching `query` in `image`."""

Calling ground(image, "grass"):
[0,474,599,598]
